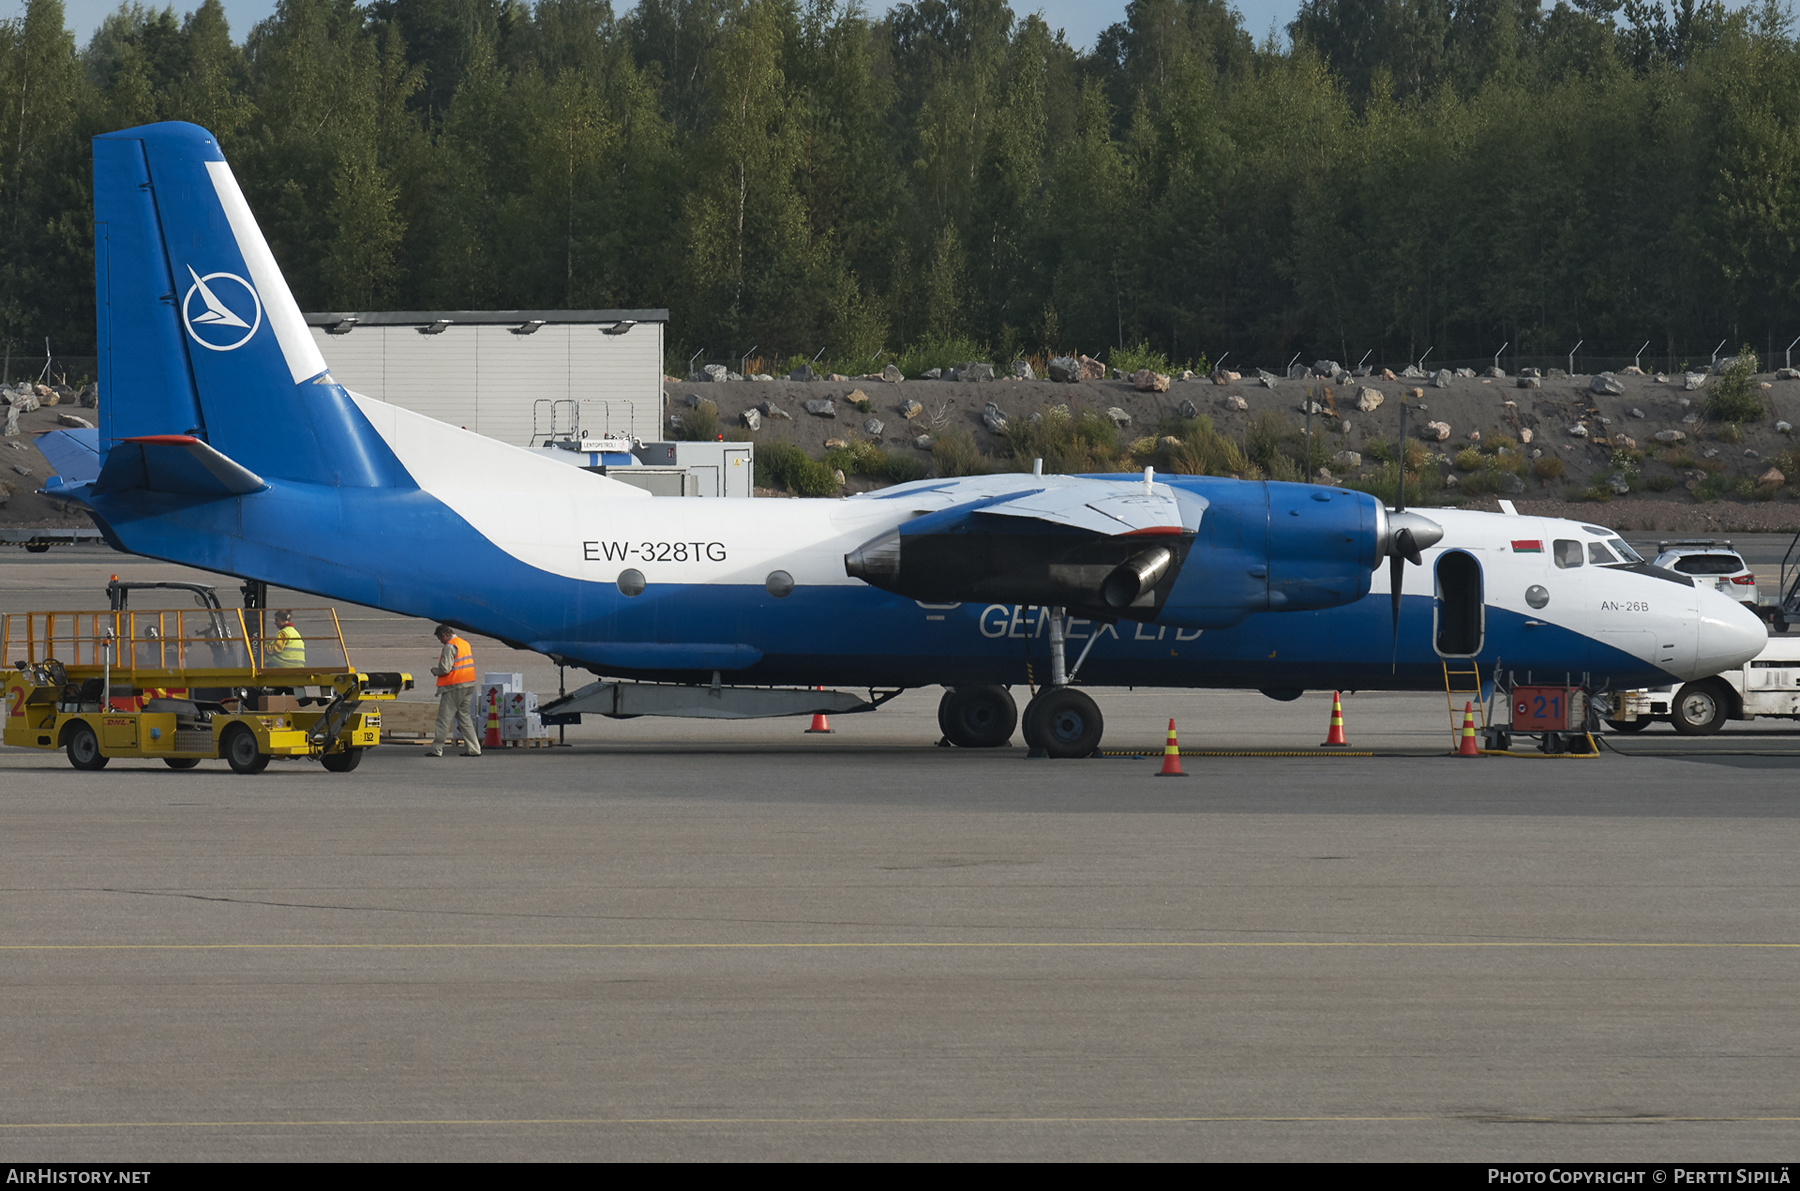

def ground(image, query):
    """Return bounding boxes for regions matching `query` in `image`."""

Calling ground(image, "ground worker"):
[428,623,481,758]
[266,610,305,667]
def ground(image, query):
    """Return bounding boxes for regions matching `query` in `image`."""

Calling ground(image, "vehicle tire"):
[1021,687,1104,759]
[1604,718,1652,734]
[938,685,1018,748]
[1774,610,1789,634]
[1670,680,1729,736]
[163,757,202,769]
[222,725,271,774]
[65,722,108,771]
[320,747,364,773]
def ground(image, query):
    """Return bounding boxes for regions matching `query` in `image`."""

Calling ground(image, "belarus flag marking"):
[1511,540,1544,553]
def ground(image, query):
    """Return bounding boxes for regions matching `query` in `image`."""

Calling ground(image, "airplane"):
[39,121,1767,758]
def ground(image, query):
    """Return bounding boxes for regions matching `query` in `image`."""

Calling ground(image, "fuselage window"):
[1588,542,1618,564]
[1435,550,1485,657]
[1554,540,1584,569]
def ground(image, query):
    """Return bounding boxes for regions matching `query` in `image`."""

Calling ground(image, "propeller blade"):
[1389,552,1404,671]
[1396,401,1407,514]
[1396,525,1421,567]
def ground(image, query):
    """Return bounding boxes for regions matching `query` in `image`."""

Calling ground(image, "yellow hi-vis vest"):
[438,635,475,687]
[269,624,305,667]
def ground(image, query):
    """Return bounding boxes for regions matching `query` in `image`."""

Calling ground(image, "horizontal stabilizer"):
[93,434,268,498]
[33,428,101,487]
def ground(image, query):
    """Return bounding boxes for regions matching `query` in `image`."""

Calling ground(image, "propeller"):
[1382,399,1444,669]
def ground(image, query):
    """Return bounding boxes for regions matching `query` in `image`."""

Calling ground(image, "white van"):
[1607,635,1800,735]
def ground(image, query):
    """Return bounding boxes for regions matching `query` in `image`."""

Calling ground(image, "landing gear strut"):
[1021,605,1105,758]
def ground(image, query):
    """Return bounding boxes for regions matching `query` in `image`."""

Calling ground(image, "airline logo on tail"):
[182,265,262,351]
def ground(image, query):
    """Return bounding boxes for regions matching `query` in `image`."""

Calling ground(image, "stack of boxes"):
[481,672,549,744]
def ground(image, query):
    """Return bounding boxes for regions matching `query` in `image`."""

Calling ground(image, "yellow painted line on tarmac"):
[0,941,1795,951]
[6,1114,1800,1130]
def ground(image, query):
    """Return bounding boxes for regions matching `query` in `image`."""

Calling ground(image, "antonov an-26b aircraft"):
[51,122,1766,756]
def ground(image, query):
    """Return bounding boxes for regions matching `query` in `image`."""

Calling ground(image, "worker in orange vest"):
[427,623,481,757]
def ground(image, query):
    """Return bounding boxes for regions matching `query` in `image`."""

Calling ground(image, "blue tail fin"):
[94,123,404,488]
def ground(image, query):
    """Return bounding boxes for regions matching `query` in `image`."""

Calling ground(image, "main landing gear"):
[935,605,1106,759]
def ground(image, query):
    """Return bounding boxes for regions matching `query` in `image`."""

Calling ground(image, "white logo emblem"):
[181,266,262,351]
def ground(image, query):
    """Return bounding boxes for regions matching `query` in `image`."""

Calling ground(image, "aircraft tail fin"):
[93,123,403,488]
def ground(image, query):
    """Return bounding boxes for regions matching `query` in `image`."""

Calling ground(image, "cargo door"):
[1434,550,1484,657]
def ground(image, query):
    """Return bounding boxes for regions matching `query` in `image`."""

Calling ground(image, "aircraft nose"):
[1688,587,1767,679]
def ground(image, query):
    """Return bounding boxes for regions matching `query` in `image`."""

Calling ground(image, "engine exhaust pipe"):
[1102,546,1173,608]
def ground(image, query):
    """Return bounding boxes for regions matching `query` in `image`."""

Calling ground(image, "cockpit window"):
[1608,538,1643,562]
[1554,539,1584,569]
[1588,542,1618,564]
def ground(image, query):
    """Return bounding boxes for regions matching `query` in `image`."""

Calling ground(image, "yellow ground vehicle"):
[4,603,411,774]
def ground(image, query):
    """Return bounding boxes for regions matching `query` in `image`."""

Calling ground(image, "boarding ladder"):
[1442,660,1486,748]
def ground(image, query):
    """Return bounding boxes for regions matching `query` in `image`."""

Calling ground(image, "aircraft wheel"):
[1773,610,1789,634]
[164,757,202,769]
[320,747,364,773]
[222,725,271,774]
[1604,718,1652,734]
[1670,680,1729,736]
[1021,687,1103,759]
[937,685,1018,748]
[65,723,108,771]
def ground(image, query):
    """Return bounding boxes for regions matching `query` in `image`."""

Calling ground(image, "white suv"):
[1650,540,1758,607]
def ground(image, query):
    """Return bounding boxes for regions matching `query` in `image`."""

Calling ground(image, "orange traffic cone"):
[1157,719,1186,777]
[1321,690,1349,747]
[1457,702,1480,756]
[483,687,502,749]
[805,686,833,733]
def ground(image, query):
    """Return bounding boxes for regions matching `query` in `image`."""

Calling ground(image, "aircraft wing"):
[972,475,1187,536]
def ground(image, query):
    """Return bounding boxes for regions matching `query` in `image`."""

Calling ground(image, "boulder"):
[1520,367,1542,379]
[1299,401,1322,416]
[1400,364,1425,379]
[803,399,837,418]
[1517,376,1541,389]
[1546,367,1568,379]
[1622,365,1644,375]
[827,373,850,383]
[11,463,31,476]
[1260,374,1279,389]
[1132,369,1170,393]
[1682,412,1700,425]
[1467,430,1482,443]
[1421,421,1451,442]
[701,364,729,382]
[1433,369,1452,388]
[1011,360,1035,380]
[898,399,923,419]
[1653,430,1686,443]
[1111,368,1127,381]
[56,412,92,428]
[1684,372,1706,390]
[1312,360,1342,376]
[1713,356,1741,375]
[1591,373,1624,395]
[914,434,933,450]
[832,468,846,487]
[1485,366,1506,378]
[1176,399,1198,418]
[14,389,38,412]
[1226,394,1249,411]
[740,408,761,431]
[1332,450,1362,469]
[682,392,710,408]
[3,404,17,437]
[761,401,791,420]
[1455,368,1476,378]
[1759,467,1786,487]
[1779,421,1793,434]
[922,368,942,380]
[1778,368,1800,381]
[1356,387,1384,412]
[882,364,904,384]
[864,418,884,436]
[1606,472,1631,494]
[1077,355,1106,381]
[751,374,773,382]
[1048,356,1079,383]
[1619,436,1636,449]
[1568,424,1589,438]
[1627,407,1644,418]
[1381,368,1396,380]
[1104,407,1132,427]
[982,402,1008,433]
[846,388,871,408]
[960,361,995,383]
[1519,428,1533,444]
[824,437,848,449]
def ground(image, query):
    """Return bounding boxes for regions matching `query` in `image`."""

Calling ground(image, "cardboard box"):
[506,690,538,715]
[483,672,523,691]
[501,713,544,740]
[256,695,299,712]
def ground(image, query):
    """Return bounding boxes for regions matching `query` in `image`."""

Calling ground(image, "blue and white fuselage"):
[58,121,1765,715]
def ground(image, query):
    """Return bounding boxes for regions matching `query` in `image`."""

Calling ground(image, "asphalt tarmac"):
[2,550,1798,1161]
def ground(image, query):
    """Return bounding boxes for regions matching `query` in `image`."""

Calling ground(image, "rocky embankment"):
[669,358,1800,533]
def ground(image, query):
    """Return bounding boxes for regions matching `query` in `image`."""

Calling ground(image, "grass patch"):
[1705,346,1765,423]
[1003,407,1126,473]
[931,428,992,477]
[895,335,989,379]
[755,442,838,496]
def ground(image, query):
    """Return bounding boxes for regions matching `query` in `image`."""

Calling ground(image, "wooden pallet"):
[496,737,556,749]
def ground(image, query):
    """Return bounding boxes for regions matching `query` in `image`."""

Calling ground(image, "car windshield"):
[1673,554,1746,575]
